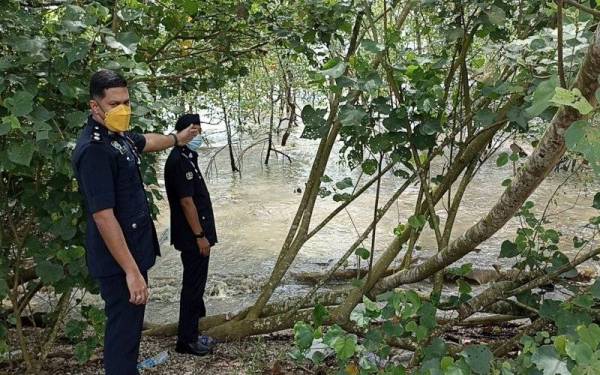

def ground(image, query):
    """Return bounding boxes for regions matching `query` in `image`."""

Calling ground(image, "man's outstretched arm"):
[142,124,198,152]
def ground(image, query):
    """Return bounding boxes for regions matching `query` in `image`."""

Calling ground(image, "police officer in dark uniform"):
[164,114,218,356]
[72,70,198,374]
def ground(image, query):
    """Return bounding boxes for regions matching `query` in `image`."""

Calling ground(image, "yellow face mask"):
[102,104,132,132]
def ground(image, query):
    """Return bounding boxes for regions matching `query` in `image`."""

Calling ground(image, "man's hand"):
[197,237,211,256]
[176,124,200,146]
[126,271,149,305]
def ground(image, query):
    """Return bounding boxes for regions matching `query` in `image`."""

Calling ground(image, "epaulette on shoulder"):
[90,125,103,143]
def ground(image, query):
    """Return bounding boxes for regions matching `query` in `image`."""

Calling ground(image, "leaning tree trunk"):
[334,25,600,322]
[280,64,295,147]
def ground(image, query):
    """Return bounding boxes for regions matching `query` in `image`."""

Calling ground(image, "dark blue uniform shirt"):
[72,116,160,278]
[164,146,217,250]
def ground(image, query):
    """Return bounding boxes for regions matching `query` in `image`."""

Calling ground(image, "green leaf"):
[74,341,93,363]
[551,87,593,115]
[441,356,454,371]
[59,81,79,99]
[0,116,19,136]
[507,107,530,129]
[50,216,77,241]
[66,111,88,128]
[294,321,314,350]
[393,223,406,237]
[83,305,105,328]
[105,32,139,55]
[65,41,90,65]
[363,296,379,313]
[57,246,85,265]
[405,320,418,334]
[554,335,569,355]
[118,8,143,21]
[4,91,35,117]
[531,346,570,375]
[474,109,496,127]
[423,337,448,361]
[333,193,352,202]
[457,279,472,295]
[383,108,407,131]
[321,175,333,183]
[360,72,383,92]
[382,320,404,337]
[526,76,559,117]
[332,334,357,360]
[178,0,198,15]
[407,215,426,229]
[419,302,437,329]
[577,324,600,350]
[449,263,473,277]
[461,345,493,375]
[496,152,509,167]
[11,36,47,56]
[300,105,329,139]
[415,325,428,341]
[566,341,593,364]
[422,120,442,135]
[593,193,600,209]
[336,177,353,190]
[565,120,600,174]
[8,142,35,166]
[499,240,519,258]
[320,60,347,79]
[445,27,464,42]
[361,39,384,53]
[339,106,366,127]
[65,319,87,340]
[313,304,329,328]
[35,259,64,285]
[361,159,378,175]
[373,96,391,114]
[355,247,370,260]
[590,279,600,299]
[485,5,506,25]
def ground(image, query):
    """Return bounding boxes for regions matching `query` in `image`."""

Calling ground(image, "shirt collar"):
[179,145,197,158]
[87,115,115,137]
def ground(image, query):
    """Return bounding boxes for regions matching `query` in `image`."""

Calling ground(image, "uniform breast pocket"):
[116,153,140,186]
[122,213,152,256]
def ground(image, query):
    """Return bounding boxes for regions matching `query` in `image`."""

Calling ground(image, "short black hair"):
[89,69,127,99]
[175,114,201,132]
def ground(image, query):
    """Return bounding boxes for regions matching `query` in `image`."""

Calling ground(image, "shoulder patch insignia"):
[111,141,126,154]
[186,171,193,180]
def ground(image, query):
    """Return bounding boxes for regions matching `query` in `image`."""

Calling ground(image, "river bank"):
[3,317,528,374]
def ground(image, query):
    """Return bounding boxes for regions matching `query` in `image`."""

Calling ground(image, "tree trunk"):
[219,91,240,173]
[280,66,295,147]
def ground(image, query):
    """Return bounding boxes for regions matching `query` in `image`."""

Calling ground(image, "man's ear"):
[89,100,102,117]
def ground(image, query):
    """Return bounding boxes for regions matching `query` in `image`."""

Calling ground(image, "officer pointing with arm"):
[164,114,218,356]
[72,69,198,375]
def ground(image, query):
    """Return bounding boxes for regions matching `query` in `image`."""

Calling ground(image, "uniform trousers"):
[177,247,210,344]
[98,271,148,375]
